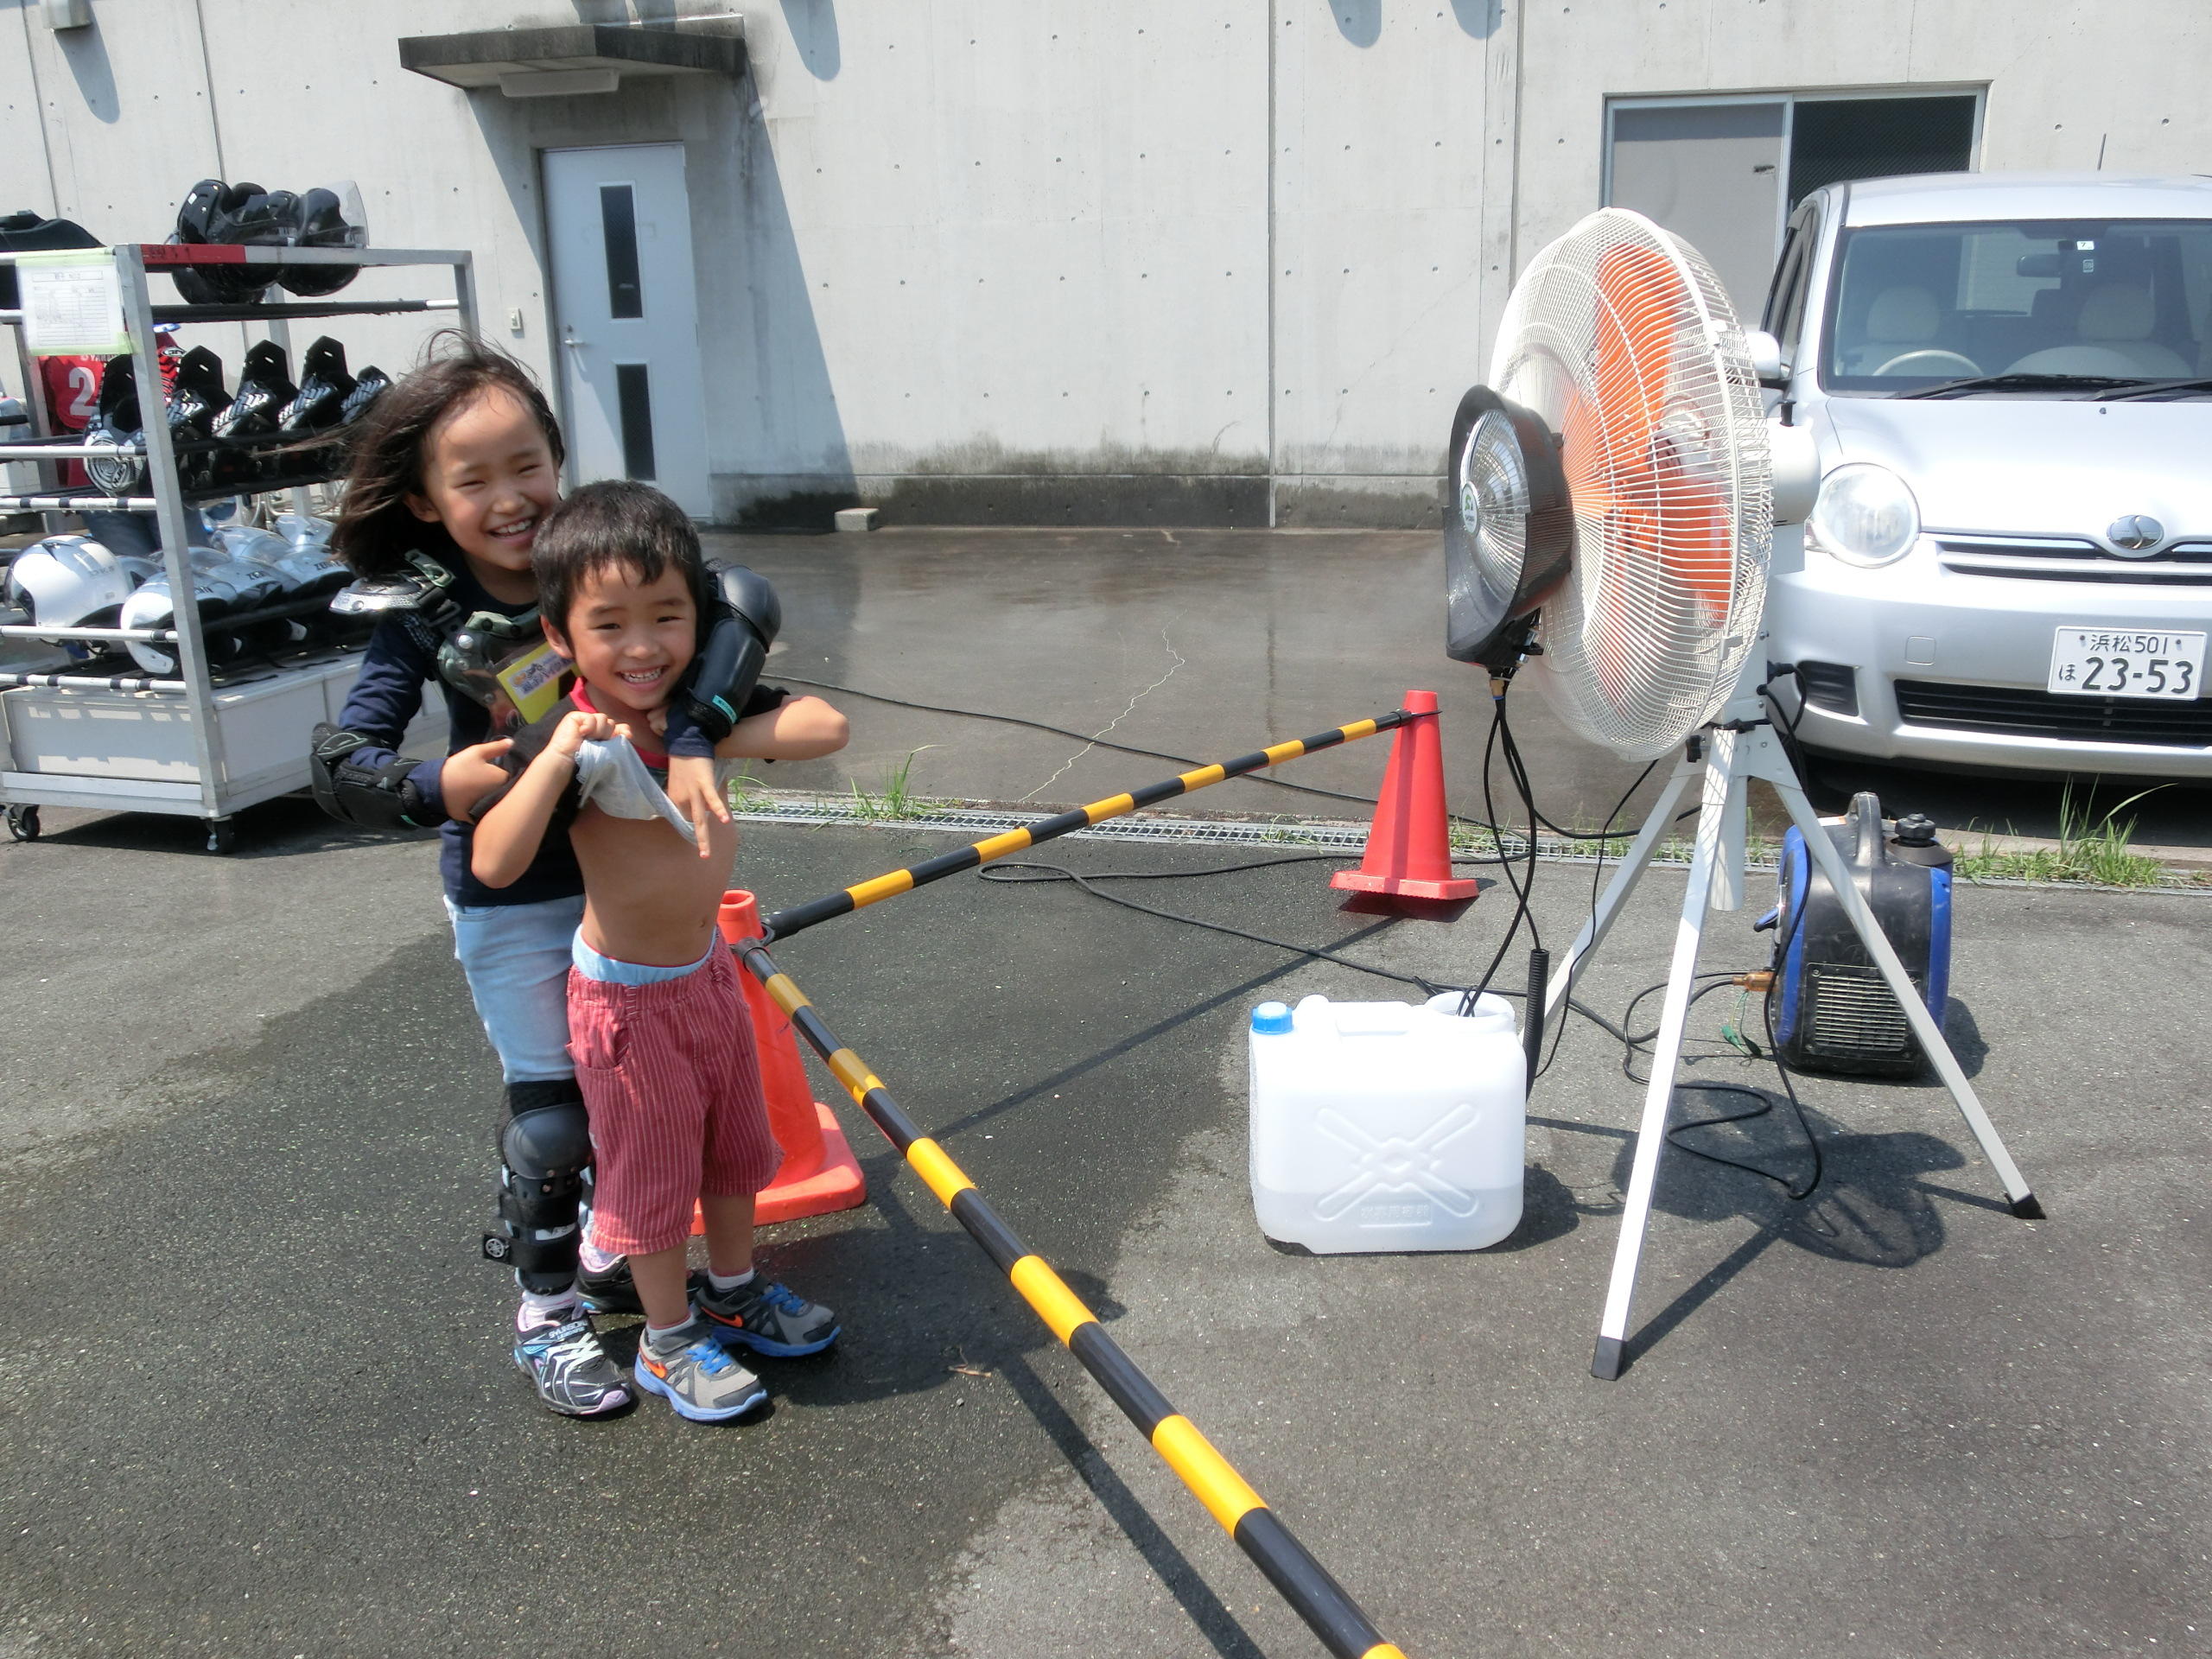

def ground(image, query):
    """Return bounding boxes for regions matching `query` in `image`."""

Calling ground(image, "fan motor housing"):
[1442,385,1573,670]
[1770,791,1951,1078]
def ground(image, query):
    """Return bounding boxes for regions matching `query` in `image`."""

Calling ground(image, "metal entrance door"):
[1606,101,1787,321]
[543,144,711,517]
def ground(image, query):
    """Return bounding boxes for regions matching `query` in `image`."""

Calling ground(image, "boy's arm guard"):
[664,564,782,756]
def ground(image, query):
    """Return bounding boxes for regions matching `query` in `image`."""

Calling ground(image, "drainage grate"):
[725,797,1681,862]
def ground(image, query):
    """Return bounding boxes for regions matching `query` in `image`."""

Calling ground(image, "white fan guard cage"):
[1492,208,1772,761]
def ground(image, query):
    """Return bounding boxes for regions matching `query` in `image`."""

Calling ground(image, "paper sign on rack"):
[17,249,129,356]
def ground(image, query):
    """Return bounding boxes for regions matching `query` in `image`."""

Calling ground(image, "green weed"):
[723,772,775,815]
[1953,784,2169,887]
[845,748,944,823]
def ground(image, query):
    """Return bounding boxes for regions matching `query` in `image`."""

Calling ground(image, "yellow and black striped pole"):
[732,938,1409,1659]
[760,709,1412,942]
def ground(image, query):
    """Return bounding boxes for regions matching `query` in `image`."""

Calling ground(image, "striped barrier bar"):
[731,936,1409,1659]
[760,709,1414,942]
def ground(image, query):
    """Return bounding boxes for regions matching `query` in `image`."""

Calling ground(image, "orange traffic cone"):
[694,890,868,1227]
[1330,689,1481,903]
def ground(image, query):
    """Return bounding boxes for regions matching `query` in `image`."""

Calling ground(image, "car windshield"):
[1820,217,2212,395]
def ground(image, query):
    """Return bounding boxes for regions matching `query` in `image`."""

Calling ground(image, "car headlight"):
[1805,463,1920,568]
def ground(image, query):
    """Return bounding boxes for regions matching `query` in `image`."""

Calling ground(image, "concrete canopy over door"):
[542,143,713,517]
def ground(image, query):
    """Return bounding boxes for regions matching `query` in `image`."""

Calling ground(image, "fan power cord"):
[976,855,1630,1035]
[830,664,1817,1169]
[774,671,1652,843]
[1467,680,1545,1003]
[1611,885,1825,1203]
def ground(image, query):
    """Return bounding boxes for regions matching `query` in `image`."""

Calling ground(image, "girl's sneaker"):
[513,1312,630,1417]
[697,1276,841,1357]
[634,1319,769,1422]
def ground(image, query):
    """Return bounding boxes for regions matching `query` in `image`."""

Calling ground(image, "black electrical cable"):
[1536,755,1662,1078]
[774,670,1653,842]
[1466,682,1545,1003]
[977,854,1472,1000]
[875,661,1823,1195]
[1758,664,1819,787]
[975,851,1643,1040]
[1614,869,1824,1203]
[774,672,1398,811]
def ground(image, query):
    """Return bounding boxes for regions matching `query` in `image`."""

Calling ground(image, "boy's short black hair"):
[533,480,706,636]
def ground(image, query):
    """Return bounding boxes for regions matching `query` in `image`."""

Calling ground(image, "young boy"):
[473,480,851,1421]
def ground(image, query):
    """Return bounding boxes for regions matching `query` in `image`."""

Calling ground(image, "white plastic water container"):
[1247,991,1525,1254]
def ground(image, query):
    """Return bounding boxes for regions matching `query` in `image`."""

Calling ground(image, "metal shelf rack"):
[0,243,474,850]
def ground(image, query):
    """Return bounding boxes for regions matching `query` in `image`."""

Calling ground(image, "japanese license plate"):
[2047,627,2205,699]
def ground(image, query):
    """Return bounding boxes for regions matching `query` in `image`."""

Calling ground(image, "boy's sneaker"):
[513,1312,630,1417]
[576,1257,706,1318]
[633,1319,768,1423]
[697,1275,841,1357]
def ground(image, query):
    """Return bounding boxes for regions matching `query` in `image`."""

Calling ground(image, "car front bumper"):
[1766,536,2212,778]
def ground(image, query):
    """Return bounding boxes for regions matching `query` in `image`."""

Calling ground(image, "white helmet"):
[5,535,143,632]
[121,554,272,674]
[275,512,335,551]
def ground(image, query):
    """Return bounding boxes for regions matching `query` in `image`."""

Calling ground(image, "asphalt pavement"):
[3,795,2208,1657]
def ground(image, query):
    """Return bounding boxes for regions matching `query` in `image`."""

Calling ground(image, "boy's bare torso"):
[572,803,738,966]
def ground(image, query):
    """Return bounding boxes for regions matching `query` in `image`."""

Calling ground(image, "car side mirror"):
[1745,329,1789,391]
[1766,422,1819,525]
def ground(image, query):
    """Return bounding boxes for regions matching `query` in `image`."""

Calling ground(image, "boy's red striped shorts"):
[568,944,782,1257]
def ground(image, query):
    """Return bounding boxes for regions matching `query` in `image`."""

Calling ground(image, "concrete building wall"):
[1505,0,2212,297]
[3,0,2207,528]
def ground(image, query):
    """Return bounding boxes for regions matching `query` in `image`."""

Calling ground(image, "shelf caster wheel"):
[6,805,39,842]
[206,817,237,855]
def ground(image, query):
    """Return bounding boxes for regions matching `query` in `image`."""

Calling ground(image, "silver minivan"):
[1759,172,2212,778]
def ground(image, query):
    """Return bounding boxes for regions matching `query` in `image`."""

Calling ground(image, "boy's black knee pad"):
[482,1079,592,1292]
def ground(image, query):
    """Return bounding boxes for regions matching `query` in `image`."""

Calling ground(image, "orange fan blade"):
[1558,238,1734,631]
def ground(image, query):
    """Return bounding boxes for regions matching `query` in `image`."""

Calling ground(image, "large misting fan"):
[1446,209,2040,1381]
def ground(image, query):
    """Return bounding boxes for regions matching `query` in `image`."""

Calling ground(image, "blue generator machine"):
[1769,792,1952,1078]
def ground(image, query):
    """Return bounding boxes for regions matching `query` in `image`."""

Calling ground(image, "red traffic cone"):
[696,890,868,1227]
[1330,690,1480,902]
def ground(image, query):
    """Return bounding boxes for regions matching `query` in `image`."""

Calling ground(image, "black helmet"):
[275,185,368,297]
[0,210,101,308]
[172,179,278,305]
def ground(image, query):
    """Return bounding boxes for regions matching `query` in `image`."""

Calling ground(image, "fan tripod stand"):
[1541,697,2042,1382]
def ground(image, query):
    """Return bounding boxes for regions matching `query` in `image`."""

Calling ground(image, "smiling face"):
[404,387,559,601]
[545,561,699,724]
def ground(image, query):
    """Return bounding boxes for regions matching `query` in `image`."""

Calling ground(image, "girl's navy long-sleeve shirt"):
[332,550,723,909]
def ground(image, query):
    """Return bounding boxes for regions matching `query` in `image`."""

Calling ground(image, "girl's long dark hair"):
[330,331,564,579]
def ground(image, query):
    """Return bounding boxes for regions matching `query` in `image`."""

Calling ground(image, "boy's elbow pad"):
[674,566,781,743]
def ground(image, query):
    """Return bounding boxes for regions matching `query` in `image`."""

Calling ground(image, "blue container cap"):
[1250,1001,1294,1035]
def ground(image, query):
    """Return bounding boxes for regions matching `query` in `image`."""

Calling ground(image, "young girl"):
[314,335,808,1415]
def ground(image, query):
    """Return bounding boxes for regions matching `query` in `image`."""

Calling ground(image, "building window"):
[1605,90,1980,316]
